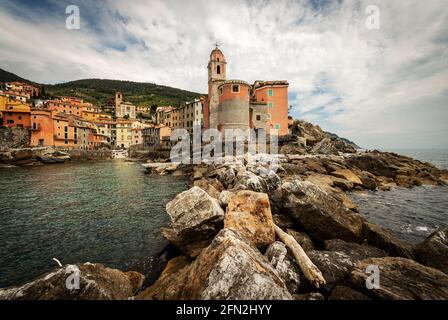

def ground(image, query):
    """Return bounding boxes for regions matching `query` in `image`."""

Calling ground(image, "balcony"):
[30,124,41,131]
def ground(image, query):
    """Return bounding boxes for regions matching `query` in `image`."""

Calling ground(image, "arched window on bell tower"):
[217,65,221,74]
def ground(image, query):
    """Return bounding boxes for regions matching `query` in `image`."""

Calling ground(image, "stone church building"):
[203,46,289,136]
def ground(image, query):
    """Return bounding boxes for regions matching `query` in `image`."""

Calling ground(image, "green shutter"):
[268,89,273,97]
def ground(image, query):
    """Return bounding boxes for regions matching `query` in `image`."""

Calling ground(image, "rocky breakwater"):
[2,148,448,300]
[137,155,448,300]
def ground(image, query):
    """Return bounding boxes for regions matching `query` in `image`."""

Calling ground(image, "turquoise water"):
[0,161,190,288]
[351,149,448,244]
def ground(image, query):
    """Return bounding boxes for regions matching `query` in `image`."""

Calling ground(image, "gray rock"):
[233,171,266,192]
[351,257,448,300]
[0,263,144,300]
[265,241,301,294]
[140,229,293,300]
[162,187,225,257]
[306,250,358,290]
[415,227,448,274]
[272,178,365,243]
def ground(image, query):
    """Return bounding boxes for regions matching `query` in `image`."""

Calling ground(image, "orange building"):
[2,103,31,128]
[252,81,289,136]
[48,99,84,117]
[30,110,54,147]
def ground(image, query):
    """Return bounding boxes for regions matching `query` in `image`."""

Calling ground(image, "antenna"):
[214,41,220,48]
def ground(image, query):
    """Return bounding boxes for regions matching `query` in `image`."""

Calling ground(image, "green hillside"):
[0,68,37,84]
[0,67,203,108]
[45,79,202,108]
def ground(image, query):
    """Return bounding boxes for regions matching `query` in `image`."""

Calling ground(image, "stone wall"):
[0,127,30,151]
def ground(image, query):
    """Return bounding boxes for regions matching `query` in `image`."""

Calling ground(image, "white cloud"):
[0,0,447,148]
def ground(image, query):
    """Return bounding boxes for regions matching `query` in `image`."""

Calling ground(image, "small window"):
[268,89,273,97]
[219,87,223,95]
[275,123,280,130]
[256,115,261,121]
[217,57,220,62]
[268,102,273,108]
[217,65,221,74]
[232,85,239,93]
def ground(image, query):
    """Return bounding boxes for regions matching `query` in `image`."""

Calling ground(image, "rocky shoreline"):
[0,147,112,167]
[1,147,447,300]
[1,120,447,300]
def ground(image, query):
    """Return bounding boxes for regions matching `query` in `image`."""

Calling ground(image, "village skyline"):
[0,0,447,149]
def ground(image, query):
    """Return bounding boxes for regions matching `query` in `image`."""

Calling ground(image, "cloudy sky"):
[0,0,447,149]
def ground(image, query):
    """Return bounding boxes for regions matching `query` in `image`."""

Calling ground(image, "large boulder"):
[305,251,358,291]
[362,222,415,259]
[224,190,275,249]
[331,169,363,186]
[272,178,365,243]
[265,241,301,294]
[193,178,222,199]
[162,187,225,257]
[415,228,448,274]
[232,171,266,192]
[139,229,292,300]
[351,257,448,300]
[0,263,144,300]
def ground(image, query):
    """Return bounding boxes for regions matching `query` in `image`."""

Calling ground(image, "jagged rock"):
[394,175,413,188]
[218,190,234,208]
[351,257,448,300]
[224,190,275,249]
[207,165,242,188]
[140,229,292,300]
[360,175,377,190]
[311,137,339,155]
[294,292,325,300]
[193,165,210,180]
[305,173,334,191]
[286,229,315,252]
[332,192,358,211]
[193,178,222,199]
[0,263,144,300]
[305,251,359,290]
[303,159,328,174]
[332,177,354,191]
[346,154,400,178]
[265,241,301,294]
[415,228,448,274]
[279,163,308,176]
[136,256,192,300]
[331,169,363,185]
[162,187,225,257]
[329,285,371,300]
[272,178,365,243]
[362,222,415,259]
[233,171,266,192]
[324,239,387,260]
